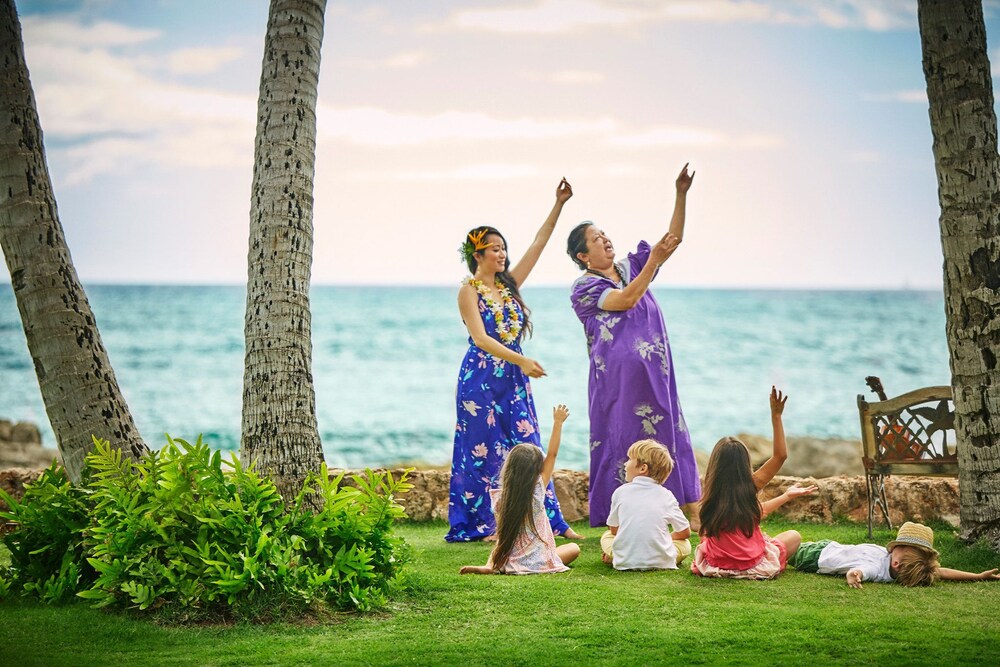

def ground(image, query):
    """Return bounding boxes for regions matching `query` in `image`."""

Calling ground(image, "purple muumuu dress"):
[570,241,701,527]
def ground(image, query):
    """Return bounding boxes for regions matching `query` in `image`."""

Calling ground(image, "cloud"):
[438,0,916,35]
[167,47,244,75]
[21,15,160,47]
[606,126,781,150]
[524,69,606,84]
[362,163,541,182]
[383,51,430,68]
[863,89,927,103]
[317,107,617,146]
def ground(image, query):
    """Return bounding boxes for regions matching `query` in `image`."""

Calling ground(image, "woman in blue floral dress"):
[446,178,583,542]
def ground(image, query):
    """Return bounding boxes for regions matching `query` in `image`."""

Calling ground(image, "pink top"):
[699,525,767,570]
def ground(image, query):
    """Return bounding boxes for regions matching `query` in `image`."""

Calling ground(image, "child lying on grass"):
[790,521,1000,588]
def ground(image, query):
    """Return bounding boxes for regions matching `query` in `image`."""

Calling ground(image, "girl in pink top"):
[460,405,582,575]
[692,387,817,579]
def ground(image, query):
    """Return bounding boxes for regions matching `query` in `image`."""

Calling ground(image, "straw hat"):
[886,521,938,556]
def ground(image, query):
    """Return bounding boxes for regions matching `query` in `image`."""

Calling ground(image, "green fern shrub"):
[0,436,413,621]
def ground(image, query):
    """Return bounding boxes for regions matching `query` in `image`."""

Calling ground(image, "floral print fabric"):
[446,279,570,542]
[570,241,702,527]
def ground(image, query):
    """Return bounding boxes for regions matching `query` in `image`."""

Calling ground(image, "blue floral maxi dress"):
[570,241,701,527]
[446,280,570,542]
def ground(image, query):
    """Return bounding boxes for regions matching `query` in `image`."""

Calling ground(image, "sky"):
[5,0,1000,289]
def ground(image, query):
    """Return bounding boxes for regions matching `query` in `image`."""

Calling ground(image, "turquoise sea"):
[0,284,949,471]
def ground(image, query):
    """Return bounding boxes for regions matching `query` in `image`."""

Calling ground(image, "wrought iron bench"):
[857,380,957,537]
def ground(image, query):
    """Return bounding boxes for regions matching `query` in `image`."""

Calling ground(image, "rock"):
[0,419,60,469]
[0,464,961,530]
[10,422,41,444]
[333,467,590,524]
[551,469,589,522]
[760,474,960,527]
[737,433,863,478]
[0,467,44,514]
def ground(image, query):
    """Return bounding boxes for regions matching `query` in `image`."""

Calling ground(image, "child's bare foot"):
[459,565,493,575]
[601,552,613,565]
[559,527,586,540]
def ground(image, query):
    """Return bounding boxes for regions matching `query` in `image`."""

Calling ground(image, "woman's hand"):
[770,386,787,417]
[650,232,681,266]
[676,163,695,194]
[519,358,547,378]
[556,177,573,204]
[553,404,570,423]
[846,569,864,589]
[976,569,1000,581]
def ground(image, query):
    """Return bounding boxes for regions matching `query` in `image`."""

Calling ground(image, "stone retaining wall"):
[2,466,958,527]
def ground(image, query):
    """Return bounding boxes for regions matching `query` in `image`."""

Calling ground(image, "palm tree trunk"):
[919,0,1000,546]
[0,0,147,483]
[242,0,327,501]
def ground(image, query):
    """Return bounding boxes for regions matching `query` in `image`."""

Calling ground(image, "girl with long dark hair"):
[459,406,581,573]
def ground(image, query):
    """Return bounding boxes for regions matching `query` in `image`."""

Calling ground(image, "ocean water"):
[0,284,950,471]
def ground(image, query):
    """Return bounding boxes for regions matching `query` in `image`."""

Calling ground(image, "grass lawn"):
[2,519,999,666]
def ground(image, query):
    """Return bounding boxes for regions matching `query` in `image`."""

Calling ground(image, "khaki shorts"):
[601,529,692,567]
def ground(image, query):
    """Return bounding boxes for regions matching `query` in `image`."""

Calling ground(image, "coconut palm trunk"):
[919,0,1000,546]
[0,0,147,482]
[242,0,327,501]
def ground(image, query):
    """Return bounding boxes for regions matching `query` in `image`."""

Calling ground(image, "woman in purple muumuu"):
[566,164,701,527]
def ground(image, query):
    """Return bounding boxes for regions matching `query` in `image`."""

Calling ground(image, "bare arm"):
[668,163,695,241]
[540,404,569,487]
[671,527,692,541]
[509,179,572,287]
[599,233,681,311]
[937,567,1000,582]
[753,387,789,489]
[760,483,817,517]
[458,284,545,378]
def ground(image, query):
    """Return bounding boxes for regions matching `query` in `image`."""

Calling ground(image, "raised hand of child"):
[785,483,817,499]
[770,386,787,416]
[553,404,570,423]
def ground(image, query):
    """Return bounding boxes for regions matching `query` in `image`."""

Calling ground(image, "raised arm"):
[753,387,789,489]
[599,232,681,311]
[667,163,695,241]
[509,179,573,287]
[760,483,817,517]
[540,404,569,487]
[458,284,546,378]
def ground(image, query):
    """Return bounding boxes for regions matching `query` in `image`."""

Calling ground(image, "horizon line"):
[0,280,945,293]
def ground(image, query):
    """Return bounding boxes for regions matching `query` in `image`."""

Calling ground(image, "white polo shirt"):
[817,542,893,583]
[607,476,690,570]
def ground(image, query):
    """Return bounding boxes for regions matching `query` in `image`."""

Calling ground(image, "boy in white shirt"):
[790,521,1000,588]
[600,439,692,570]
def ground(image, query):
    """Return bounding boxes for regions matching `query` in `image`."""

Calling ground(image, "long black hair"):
[698,436,762,539]
[566,221,593,270]
[491,444,545,571]
[464,225,532,339]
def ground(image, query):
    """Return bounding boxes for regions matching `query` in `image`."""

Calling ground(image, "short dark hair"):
[566,221,593,270]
